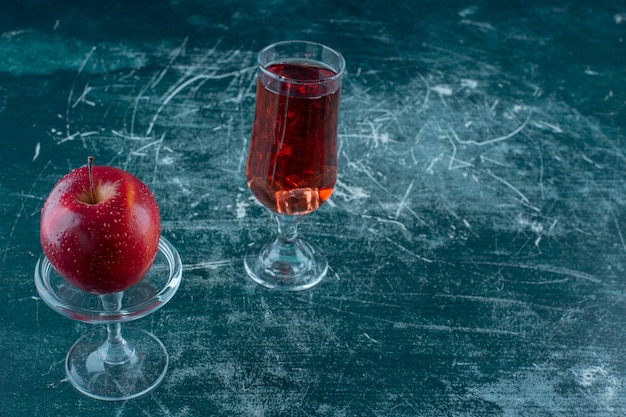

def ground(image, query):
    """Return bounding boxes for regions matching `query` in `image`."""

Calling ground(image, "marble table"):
[1,0,625,415]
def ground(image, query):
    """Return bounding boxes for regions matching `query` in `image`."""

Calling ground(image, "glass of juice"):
[245,40,345,291]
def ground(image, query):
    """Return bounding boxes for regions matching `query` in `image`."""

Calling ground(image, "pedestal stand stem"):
[99,292,135,365]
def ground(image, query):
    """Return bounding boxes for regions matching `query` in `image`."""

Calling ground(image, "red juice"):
[246,62,341,216]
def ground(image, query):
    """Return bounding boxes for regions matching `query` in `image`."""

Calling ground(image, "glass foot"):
[244,238,328,291]
[66,328,168,401]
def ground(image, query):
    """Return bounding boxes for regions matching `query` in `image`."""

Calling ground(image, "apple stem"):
[87,156,96,204]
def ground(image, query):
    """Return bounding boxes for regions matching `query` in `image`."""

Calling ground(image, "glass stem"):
[99,292,135,365]
[267,214,312,275]
[276,214,300,244]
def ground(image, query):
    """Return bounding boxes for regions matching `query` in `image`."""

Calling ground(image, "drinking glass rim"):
[257,40,346,84]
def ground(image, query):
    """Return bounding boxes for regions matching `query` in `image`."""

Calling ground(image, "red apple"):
[40,158,161,294]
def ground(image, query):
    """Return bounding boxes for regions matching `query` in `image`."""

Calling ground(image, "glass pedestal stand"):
[34,237,182,401]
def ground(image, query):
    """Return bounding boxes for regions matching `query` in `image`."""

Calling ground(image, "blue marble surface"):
[0,0,625,415]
